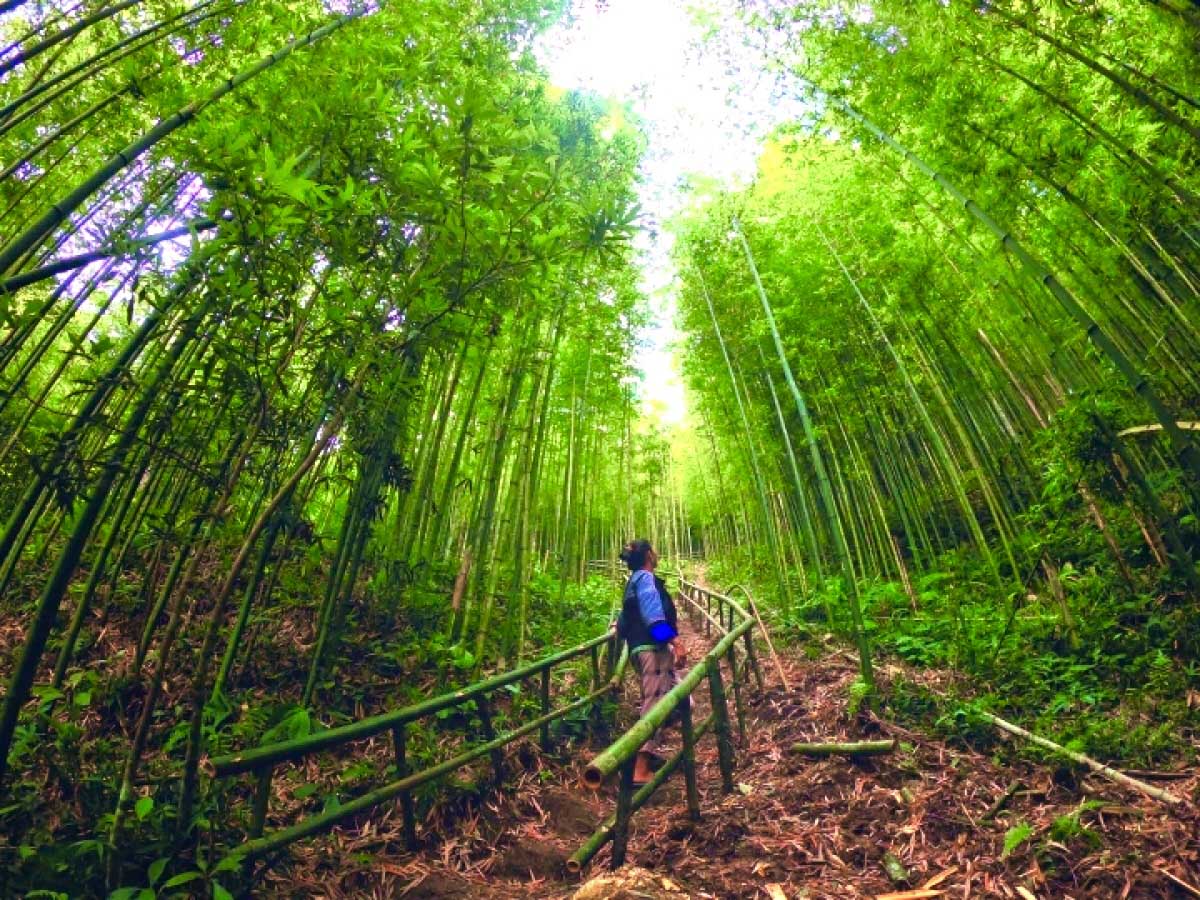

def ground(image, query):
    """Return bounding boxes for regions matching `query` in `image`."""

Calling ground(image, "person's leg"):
[633,647,676,783]
[633,649,660,782]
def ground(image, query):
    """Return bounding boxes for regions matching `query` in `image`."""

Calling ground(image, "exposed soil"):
[261,614,1200,899]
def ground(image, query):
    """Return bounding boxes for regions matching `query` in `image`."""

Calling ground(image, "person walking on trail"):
[615,539,687,785]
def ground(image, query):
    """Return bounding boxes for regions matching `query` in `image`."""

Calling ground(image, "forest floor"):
[263,613,1200,900]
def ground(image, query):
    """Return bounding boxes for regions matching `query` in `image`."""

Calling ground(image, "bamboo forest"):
[1,0,1199,896]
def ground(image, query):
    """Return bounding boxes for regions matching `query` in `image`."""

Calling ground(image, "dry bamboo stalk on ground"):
[1159,868,1200,898]
[979,712,1183,806]
[727,583,790,692]
[867,658,1187,806]
[1118,421,1200,438]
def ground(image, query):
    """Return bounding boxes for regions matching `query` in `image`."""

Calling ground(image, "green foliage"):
[670,0,1200,779]
[2,0,1200,890]
[1047,802,1103,848]
[846,678,871,717]
[1002,821,1035,859]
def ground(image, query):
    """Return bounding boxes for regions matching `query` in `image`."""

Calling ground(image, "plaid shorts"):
[632,647,680,754]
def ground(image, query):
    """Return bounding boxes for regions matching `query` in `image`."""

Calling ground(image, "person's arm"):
[634,571,677,643]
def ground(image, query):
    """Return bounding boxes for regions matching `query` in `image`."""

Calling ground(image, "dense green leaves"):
[0,0,657,891]
[2,0,1199,891]
[672,0,1200,757]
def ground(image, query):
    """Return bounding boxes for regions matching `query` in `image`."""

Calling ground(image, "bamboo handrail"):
[567,712,716,873]
[724,582,790,692]
[210,630,615,777]
[237,656,630,860]
[677,586,729,635]
[210,630,628,863]
[215,572,762,872]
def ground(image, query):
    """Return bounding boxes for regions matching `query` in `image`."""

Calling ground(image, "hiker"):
[615,538,687,785]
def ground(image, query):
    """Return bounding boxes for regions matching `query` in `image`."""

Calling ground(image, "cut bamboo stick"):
[792,738,897,757]
[1159,868,1200,899]
[981,780,1022,821]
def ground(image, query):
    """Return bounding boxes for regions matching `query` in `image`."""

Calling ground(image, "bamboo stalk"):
[732,219,875,691]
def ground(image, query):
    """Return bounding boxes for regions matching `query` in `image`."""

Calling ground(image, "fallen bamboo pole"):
[979,711,1183,806]
[791,738,897,757]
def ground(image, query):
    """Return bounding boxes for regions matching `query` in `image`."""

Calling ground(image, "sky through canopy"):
[537,0,807,427]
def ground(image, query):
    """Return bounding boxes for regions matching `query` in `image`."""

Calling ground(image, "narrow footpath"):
[263,616,1200,899]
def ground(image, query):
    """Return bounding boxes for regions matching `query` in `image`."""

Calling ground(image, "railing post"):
[391,724,417,849]
[589,645,604,738]
[475,696,505,784]
[726,642,747,746]
[610,756,636,868]
[743,626,764,691]
[707,661,736,793]
[539,666,552,751]
[678,680,701,822]
[250,765,273,839]
[704,592,712,637]
[605,634,620,734]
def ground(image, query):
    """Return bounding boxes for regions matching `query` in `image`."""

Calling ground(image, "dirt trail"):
[264,618,1200,899]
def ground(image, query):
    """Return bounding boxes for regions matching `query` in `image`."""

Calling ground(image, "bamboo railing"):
[209,569,762,875]
[570,577,764,872]
[209,631,628,863]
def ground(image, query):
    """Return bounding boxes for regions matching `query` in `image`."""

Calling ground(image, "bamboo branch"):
[0,216,224,293]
